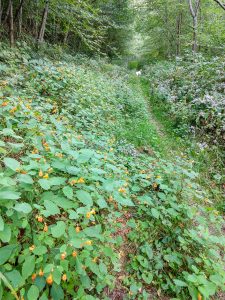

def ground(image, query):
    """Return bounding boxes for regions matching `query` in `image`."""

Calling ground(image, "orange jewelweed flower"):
[62,274,67,281]
[46,274,53,285]
[29,245,35,252]
[61,252,66,260]
[72,251,77,257]
[31,274,37,281]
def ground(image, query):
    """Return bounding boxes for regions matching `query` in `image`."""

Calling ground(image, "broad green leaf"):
[0,224,11,243]
[33,246,47,256]
[5,270,24,289]
[14,203,32,214]
[27,285,39,300]
[0,215,4,231]
[83,225,101,238]
[38,179,51,190]
[63,186,73,199]
[51,283,64,300]
[0,245,17,265]
[0,190,21,200]
[22,256,35,280]
[51,221,66,238]
[77,149,94,163]
[142,273,153,284]
[173,279,187,287]
[18,174,33,184]
[3,157,20,171]
[97,198,108,208]
[151,208,160,219]
[49,177,66,186]
[76,190,93,206]
[43,200,60,216]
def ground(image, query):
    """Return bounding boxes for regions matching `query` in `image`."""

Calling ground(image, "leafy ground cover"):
[0,45,224,300]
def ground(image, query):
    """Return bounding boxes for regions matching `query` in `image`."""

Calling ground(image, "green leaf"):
[83,225,101,238]
[14,202,32,214]
[38,179,51,190]
[62,186,73,199]
[51,221,66,238]
[0,245,17,265]
[77,149,94,163]
[22,256,35,280]
[33,246,47,256]
[76,190,93,206]
[27,285,39,300]
[3,157,20,171]
[151,208,160,219]
[142,273,153,284]
[0,225,11,243]
[43,200,60,217]
[173,279,187,287]
[0,215,4,231]
[97,198,108,209]
[0,190,21,200]
[51,283,64,300]
[18,174,33,184]
[49,177,66,186]
[5,270,24,289]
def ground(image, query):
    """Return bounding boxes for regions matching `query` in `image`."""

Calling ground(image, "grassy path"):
[131,76,224,212]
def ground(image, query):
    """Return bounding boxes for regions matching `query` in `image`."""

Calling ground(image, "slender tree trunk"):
[37,0,49,44]
[3,2,10,24]
[18,0,23,35]
[176,8,182,56]
[0,0,2,26]
[188,0,201,52]
[9,0,14,47]
[63,30,69,44]
[35,0,39,38]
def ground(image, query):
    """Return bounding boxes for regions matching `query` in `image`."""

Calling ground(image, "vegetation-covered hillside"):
[0,0,225,300]
[0,44,224,300]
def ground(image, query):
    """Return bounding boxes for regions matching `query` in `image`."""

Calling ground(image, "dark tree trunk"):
[176,12,182,55]
[9,0,14,47]
[37,0,49,44]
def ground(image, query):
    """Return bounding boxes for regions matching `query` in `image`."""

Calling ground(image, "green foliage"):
[0,45,224,299]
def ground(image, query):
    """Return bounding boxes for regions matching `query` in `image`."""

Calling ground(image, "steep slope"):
[0,46,224,300]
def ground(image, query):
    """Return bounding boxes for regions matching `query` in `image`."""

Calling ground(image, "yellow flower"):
[69,179,77,186]
[77,177,85,184]
[156,175,161,179]
[85,240,92,246]
[75,226,81,233]
[43,173,49,179]
[118,187,126,194]
[86,212,91,219]
[29,245,35,252]
[62,274,67,281]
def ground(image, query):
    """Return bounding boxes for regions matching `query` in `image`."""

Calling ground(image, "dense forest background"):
[0,0,224,59]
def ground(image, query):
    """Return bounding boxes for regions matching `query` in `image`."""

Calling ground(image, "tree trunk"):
[63,30,69,44]
[0,0,2,26]
[188,0,201,53]
[9,0,14,47]
[37,0,49,44]
[176,8,182,56]
[192,16,198,52]
[18,0,23,35]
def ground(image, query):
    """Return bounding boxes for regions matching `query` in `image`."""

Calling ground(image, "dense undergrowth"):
[142,55,225,209]
[0,44,224,300]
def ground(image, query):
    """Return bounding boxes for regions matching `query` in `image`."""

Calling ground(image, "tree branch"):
[213,0,225,10]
